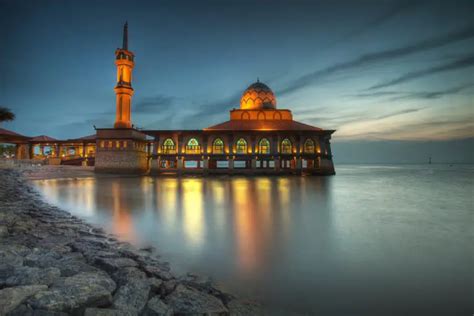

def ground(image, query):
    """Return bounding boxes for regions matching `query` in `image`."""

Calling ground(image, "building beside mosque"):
[0,23,335,175]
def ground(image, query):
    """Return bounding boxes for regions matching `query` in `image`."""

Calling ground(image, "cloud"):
[352,83,474,100]
[368,55,474,90]
[336,1,419,42]
[134,95,175,114]
[277,25,474,96]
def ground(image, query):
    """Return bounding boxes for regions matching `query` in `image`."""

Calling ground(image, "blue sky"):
[0,0,473,161]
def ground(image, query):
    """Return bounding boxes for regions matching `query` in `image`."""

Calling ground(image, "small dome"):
[240,81,277,110]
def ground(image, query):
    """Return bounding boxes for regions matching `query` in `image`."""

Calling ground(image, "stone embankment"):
[0,168,261,315]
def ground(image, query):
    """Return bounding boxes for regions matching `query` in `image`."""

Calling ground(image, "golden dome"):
[240,81,277,110]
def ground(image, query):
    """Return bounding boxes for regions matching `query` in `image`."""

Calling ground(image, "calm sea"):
[32,164,473,315]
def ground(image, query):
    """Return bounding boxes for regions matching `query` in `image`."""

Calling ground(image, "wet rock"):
[112,279,150,314]
[113,267,147,286]
[95,257,138,272]
[161,280,177,296]
[0,225,8,237]
[148,277,163,294]
[84,308,135,316]
[144,296,173,316]
[143,264,173,281]
[24,250,99,277]
[27,271,116,312]
[227,299,263,316]
[0,249,24,267]
[0,285,47,315]
[164,284,228,315]
[5,266,60,287]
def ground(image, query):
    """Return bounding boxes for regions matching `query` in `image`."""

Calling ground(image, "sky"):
[0,0,473,162]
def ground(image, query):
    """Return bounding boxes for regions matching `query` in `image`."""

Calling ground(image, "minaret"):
[114,22,135,129]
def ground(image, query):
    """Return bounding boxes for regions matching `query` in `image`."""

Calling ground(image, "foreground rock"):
[0,168,262,315]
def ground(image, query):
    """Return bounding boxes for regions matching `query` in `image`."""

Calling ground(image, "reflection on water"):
[33,165,473,315]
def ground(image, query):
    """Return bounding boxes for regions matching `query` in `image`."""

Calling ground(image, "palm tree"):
[0,107,15,123]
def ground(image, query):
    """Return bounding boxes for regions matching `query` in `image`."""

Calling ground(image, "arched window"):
[236,138,247,154]
[281,138,292,154]
[304,138,315,153]
[258,138,270,154]
[162,138,175,154]
[212,138,224,154]
[186,138,201,154]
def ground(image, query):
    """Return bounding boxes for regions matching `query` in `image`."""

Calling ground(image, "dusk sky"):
[1,0,473,162]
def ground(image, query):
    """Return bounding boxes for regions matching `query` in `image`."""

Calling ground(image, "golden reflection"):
[233,178,260,273]
[182,179,204,247]
[158,179,178,228]
[277,178,291,237]
[111,182,136,242]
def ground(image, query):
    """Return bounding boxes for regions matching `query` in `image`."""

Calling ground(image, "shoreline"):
[0,167,261,315]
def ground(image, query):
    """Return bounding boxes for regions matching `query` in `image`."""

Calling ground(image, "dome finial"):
[257,77,260,83]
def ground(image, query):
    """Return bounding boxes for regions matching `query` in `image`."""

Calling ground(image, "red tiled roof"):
[30,135,57,142]
[0,128,29,138]
[205,120,323,131]
[69,134,96,141]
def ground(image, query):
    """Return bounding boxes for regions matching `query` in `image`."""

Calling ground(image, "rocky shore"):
[0,168,261,315]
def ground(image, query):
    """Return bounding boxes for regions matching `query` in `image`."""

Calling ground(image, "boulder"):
[0,285,47,315]
[84,307,135,316]
[148,277,163,294]
[112,267,147,286]
[27,271,116,312]
[144,296,173,316]
[143,264,173,281]
[95,257,138,272]
[164,284,227,315]
[5,266,60,287]
[112,279,150,314]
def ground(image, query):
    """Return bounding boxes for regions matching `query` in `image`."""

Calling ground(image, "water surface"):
[33,165,473,315]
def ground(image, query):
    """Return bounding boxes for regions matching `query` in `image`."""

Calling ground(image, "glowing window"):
[281,138,292,154]
[212,138,224,154]
[186,138,201,154]
[258,138,270,154]
[236,138,247,154]
[304,139,315,153]
[162,138,175,154]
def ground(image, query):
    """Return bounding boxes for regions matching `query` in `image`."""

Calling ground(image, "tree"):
[0,107,15,123]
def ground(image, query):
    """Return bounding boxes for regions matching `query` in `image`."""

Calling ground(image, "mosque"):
[0,23,335,175]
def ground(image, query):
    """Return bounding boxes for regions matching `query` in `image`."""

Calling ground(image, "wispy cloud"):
[134,95,175,114]
[352,83,474,101]
[368,55,474,90]
[278,25,474,96]
[336,1,419,42]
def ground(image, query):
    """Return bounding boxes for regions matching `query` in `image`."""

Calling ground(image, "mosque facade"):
[1,24,335,175]
[95,24,335,175]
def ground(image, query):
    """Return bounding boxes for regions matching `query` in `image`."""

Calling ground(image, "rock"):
[95,257,138,272]
[112,279,150,314]
[0,285,47,315]
[28,271,116,312]
[227,299,263,316]
[0,225,8,237]
[164,284,228,315]
[144,296,173,316]
[84,307,135,316]
[0,249,24,267]
[148,277,163,294]
[143,265,173,281]
[24,250,99,277]
[5,266,61,287]
[113,267,147,286]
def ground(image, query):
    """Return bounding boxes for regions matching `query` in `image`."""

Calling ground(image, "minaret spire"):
[122,21,128,50]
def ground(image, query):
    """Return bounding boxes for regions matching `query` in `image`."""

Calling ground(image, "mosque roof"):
[205,119,324,131]
[30,135,57,142]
